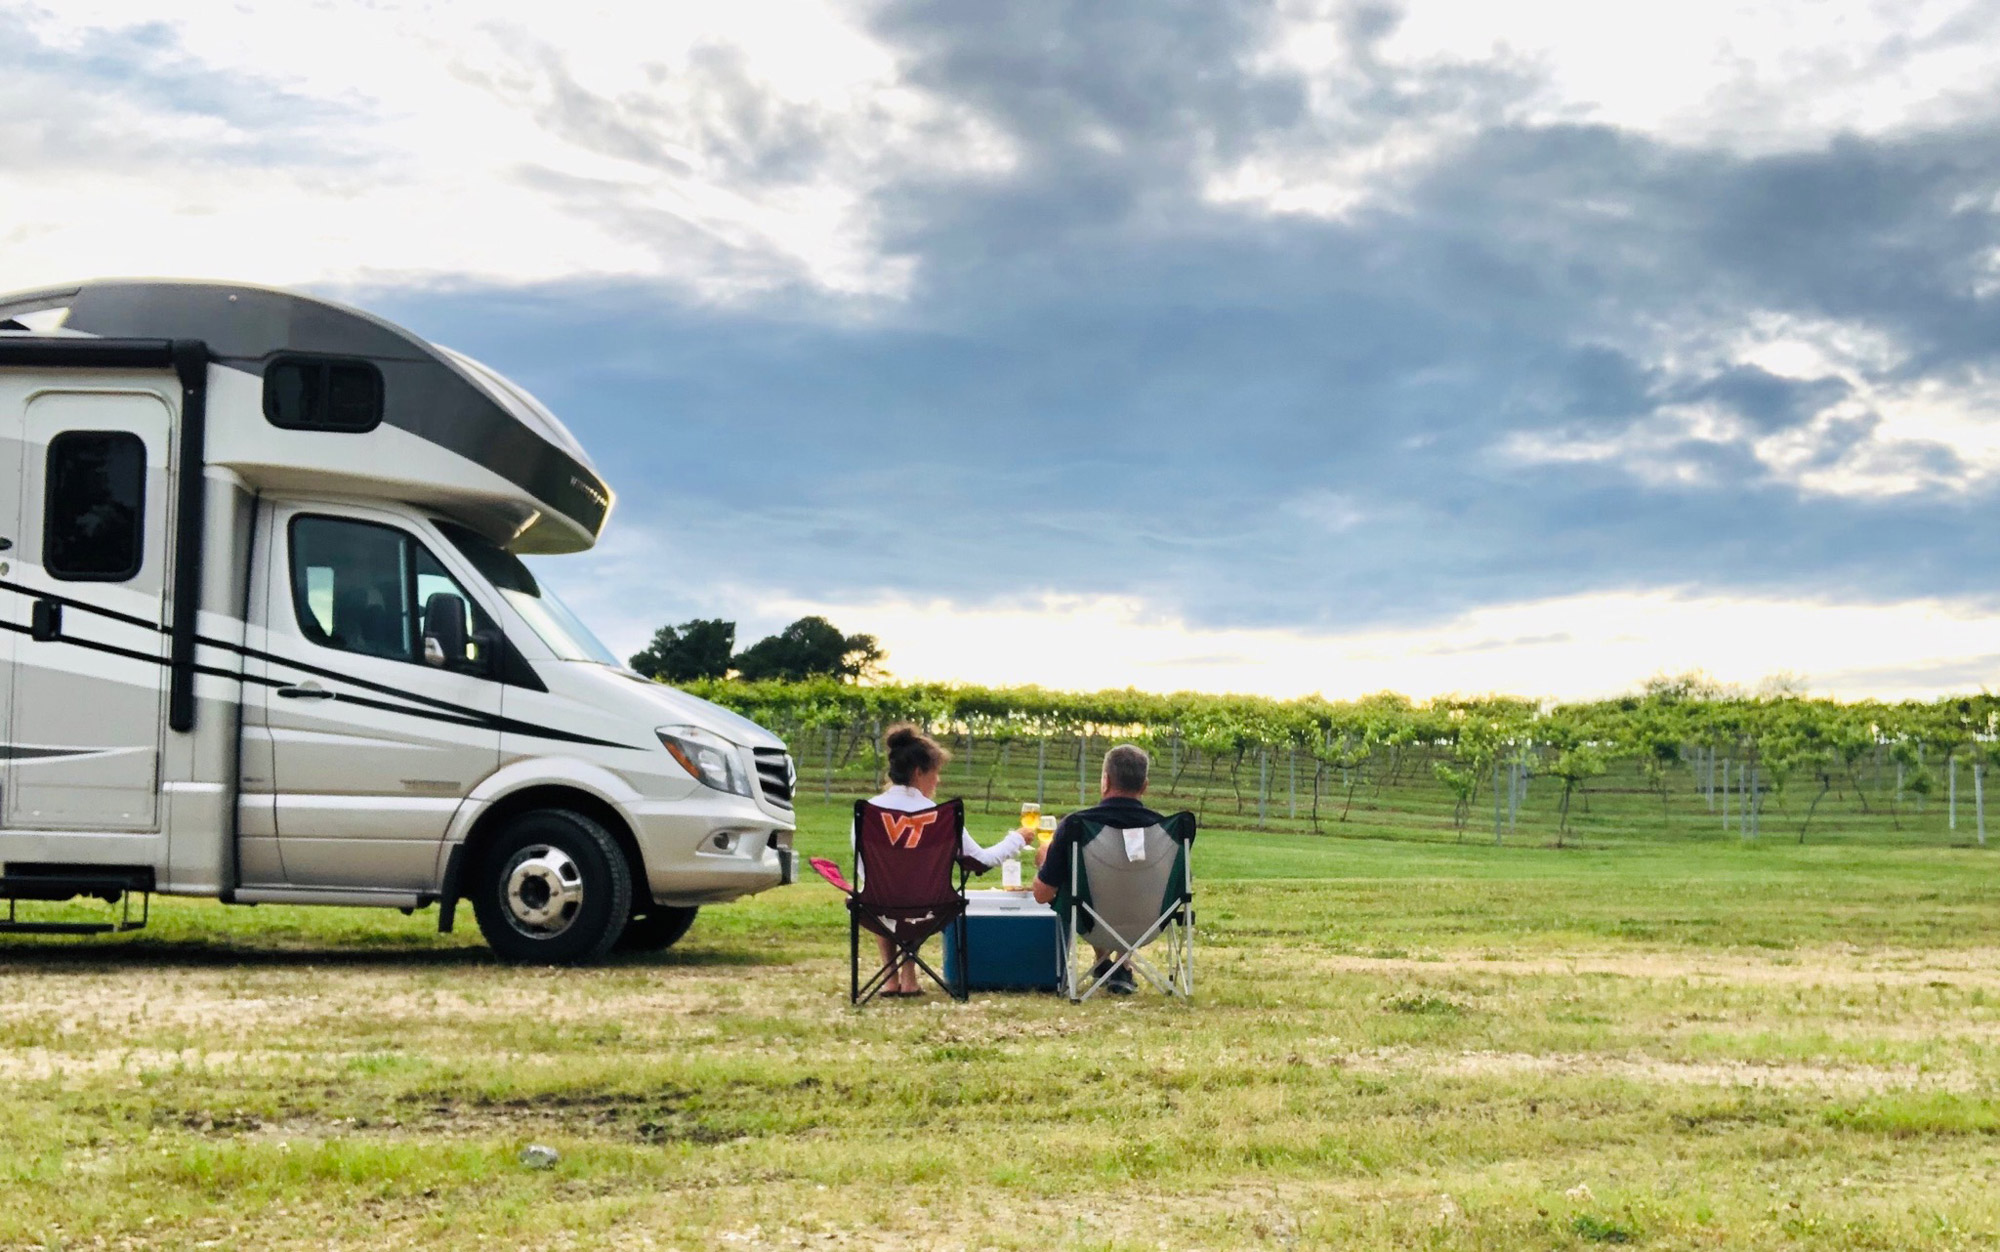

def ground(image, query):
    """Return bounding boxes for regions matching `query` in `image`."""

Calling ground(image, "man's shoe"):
[1106,964,1136,995]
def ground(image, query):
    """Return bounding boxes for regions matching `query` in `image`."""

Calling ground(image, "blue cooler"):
[945,889,1061,992]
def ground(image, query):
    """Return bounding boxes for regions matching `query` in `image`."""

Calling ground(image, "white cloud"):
[1377,0,2000,152]
[1282,489,1371,532]
[0,0,1010,299]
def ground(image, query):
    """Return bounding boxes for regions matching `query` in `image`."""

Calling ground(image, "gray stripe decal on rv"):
[0,745,116,763]
[0,587,638,751]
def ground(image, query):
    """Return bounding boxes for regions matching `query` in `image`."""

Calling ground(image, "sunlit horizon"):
[564,578,2000,706]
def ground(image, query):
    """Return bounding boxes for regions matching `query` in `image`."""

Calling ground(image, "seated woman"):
[862,723,1028,996]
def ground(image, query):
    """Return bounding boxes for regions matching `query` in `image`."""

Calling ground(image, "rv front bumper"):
[623,799,795,907]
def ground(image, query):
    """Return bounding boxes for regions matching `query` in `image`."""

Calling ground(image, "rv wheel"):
[471,809,633,964]
[617,905,699,952]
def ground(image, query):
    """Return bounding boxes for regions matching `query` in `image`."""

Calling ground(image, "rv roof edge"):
[0,278,611,556]
[0,337,177,369]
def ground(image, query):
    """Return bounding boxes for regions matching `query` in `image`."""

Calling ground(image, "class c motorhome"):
[0,279,796,962]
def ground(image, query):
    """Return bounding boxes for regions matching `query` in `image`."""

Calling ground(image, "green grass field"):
[3,789,1998,1249]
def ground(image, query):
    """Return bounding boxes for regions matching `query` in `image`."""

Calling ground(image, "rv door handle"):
[0,537,12,551]
[275,683,334,700]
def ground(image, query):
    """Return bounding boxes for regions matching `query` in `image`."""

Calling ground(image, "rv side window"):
[288,516,493,668]
[264,356,384,432]
[44,430,146,581]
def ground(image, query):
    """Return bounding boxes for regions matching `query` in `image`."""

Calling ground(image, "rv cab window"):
[44,430,146,581]
[435,522,621,666]
[288,516,492,668]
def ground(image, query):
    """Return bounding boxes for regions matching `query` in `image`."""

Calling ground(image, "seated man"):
[1033,743,1163,994]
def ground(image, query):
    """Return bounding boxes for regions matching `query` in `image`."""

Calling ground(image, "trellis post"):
[1257,747,1268,828]
[1749,761,1759,839]
[1492,761,1503,844]
[1288,747,1297,820]
[1977,760,1987,848]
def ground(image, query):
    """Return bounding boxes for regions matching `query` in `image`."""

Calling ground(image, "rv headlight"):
[656,727,754,798]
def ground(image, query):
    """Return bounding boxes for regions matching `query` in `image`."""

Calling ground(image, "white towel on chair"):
[1121,827,1150,862]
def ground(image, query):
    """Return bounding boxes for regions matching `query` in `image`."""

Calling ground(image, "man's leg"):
[1089,941,1136,994]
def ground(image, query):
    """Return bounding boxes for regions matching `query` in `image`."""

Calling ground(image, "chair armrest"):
[808,858,853,893]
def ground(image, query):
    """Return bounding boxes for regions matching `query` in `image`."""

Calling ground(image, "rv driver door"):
[259,502,502,890]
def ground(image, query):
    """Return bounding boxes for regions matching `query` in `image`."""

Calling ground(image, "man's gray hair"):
[1103,744,1150,793]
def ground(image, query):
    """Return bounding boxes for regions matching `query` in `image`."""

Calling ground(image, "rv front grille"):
[753,748,795,811]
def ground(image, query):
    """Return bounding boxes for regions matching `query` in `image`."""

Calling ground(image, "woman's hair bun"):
[882,721,950,784]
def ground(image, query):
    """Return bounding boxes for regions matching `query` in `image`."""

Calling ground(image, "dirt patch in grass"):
[0,971,745,1029]
[0,1046,285,1082]
[1315,946,2000,989]
[1342,1046,1984,1093]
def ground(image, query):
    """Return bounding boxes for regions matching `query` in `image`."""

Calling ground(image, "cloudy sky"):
[10,0,2000,701]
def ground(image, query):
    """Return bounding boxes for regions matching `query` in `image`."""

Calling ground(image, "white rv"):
[0,280,796,962]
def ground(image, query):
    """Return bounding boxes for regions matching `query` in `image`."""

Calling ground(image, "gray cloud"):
[356,0,2000,641]
[466,33,842,188]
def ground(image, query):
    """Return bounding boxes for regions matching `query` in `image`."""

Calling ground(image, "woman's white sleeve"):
[959,829,1027,868]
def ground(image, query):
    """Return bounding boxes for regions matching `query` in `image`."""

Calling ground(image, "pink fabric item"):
[808,857,852,893]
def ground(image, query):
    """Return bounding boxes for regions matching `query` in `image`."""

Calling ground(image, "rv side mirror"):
[468,630,501,678]
[421,593,468,669]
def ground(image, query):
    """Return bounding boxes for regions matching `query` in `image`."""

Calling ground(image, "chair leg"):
[1060,917,1079,1002]
[1180,910,1195,997]
[903,942,960,999]
[1076,905,1188,999]
[851,918,907,1006]
[856,959,902,1004]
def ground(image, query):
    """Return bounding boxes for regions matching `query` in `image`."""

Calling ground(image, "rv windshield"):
[436,523,621,666]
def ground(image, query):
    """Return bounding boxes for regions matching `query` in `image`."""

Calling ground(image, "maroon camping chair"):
[810,798,977,1004]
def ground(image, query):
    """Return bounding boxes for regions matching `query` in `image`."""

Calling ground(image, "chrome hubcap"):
[503,844,584,936]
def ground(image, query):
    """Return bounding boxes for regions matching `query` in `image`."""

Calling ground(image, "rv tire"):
[471,809,633,964]
[617,905,699,952]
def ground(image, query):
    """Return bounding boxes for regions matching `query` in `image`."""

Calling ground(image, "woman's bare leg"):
[875,934,907,994]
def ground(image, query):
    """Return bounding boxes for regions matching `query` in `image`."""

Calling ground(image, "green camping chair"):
[1046,811,1195,1001]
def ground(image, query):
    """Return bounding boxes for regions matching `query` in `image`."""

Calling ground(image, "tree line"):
[629,615,884,683]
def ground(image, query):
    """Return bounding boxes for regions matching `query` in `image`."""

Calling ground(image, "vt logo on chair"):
[882,810,940,848]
